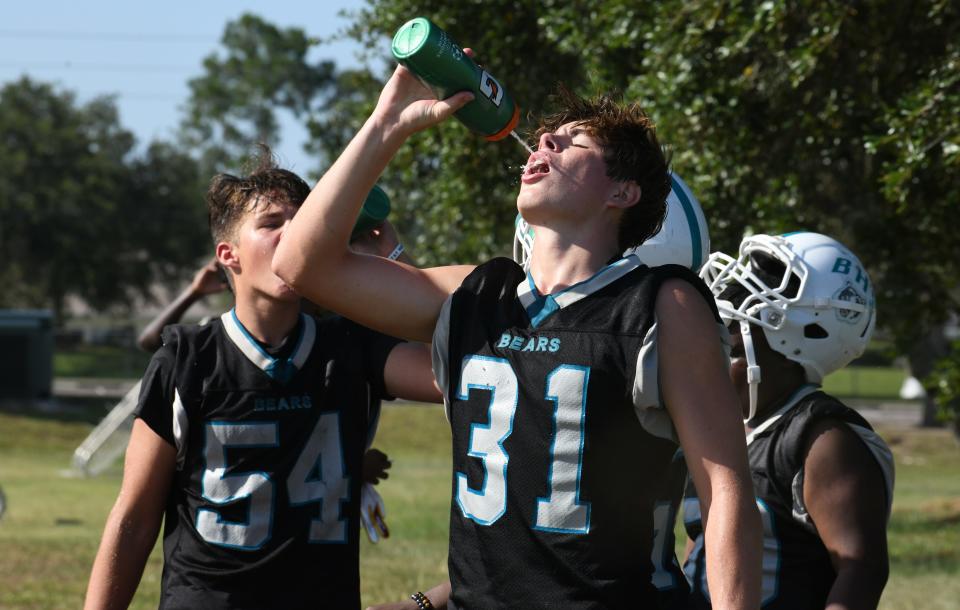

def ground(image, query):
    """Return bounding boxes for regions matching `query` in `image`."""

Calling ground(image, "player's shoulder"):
[783,390,870,434]
[159,318,222,353]
[452,257,527,312]
[153,319,226,384]
[463,257,525,288]
[311,312,351,336]
[647,262,705,285]
[646,263,719,316]
[314,313,399,349]
[773,389,884,473]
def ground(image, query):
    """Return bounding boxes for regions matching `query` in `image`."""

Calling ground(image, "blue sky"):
[0,1,372,174]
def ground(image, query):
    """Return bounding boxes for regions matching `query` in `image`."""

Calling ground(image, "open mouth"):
[523,154,550,177]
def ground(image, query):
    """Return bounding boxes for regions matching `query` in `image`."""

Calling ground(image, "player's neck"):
[751,378,811,424]
[233,295,301,348]
[527,226,620,295]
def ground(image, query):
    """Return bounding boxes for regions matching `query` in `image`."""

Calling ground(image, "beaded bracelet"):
[387,243,405,261]
[410,591,435,610]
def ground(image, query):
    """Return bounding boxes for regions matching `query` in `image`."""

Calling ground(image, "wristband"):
[387,243,405,261]
[410,591,435,610]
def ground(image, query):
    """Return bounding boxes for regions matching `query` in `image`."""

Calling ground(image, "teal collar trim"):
[220,309,316,383]
[517,254,643,328]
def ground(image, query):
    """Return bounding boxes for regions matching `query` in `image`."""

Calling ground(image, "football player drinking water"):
[273,49,761,609]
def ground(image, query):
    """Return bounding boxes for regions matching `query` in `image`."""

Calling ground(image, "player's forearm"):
[84,507,159,609]
[366,581,451,610]
[137,287,201,351]
[825,558,888,610]
[702,487,762,610]
[424,581,452,609]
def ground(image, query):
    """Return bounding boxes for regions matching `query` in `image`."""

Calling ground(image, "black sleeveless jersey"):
[135,310,399,610]
[683,386,894,609]
[432,255,721,609]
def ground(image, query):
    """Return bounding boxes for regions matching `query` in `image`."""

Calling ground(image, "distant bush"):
[850,339,898,367]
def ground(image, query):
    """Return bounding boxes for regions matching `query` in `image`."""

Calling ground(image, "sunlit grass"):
[823,366,907,400]
[1,405,957,608]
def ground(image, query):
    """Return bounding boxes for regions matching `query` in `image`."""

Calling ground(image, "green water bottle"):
[391,17,520,141]
[351,184,391,238]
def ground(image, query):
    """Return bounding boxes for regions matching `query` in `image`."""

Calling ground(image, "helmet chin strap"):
[739,320,762,421]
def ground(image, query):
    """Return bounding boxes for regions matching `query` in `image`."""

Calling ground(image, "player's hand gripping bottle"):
[391,17,520,141]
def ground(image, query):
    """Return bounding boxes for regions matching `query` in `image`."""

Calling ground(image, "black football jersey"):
[683,386,895,609]
[136,310,399,610]
[432,256,720,609]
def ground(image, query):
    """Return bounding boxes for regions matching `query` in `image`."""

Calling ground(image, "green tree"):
[337,0,958,422]
[181,13,338,173]
[926,338,960,435]
[185,6,956,422]
[605,0,959,423]
[321,1,589,265]
[120,141,211,294]
[0,78,208,320]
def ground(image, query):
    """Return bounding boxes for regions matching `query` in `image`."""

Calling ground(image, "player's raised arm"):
[273,63,475,343]
[657,279,762,610]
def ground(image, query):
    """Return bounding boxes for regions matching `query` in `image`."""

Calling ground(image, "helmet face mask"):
[513,173,711,272]
[513,214,535,270]
[700,232,876,419]
[706,237,810,334]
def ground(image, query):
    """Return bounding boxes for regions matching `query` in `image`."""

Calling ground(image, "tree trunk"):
[907,326,950,428]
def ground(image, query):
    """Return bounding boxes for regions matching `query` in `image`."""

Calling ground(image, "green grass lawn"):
[54,349,912,401]
[823,366,908,400]
[54,345,152,379]
[53,350,914,403]
[874,425,960,610]
[1,402,957,608]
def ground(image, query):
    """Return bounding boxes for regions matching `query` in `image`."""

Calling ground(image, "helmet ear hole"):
[803,324,829,339]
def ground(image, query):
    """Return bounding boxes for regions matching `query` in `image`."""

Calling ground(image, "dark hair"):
[206,145,311,245]
[535,86,671,252]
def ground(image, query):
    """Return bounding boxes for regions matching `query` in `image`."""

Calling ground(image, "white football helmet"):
[513,173,711,271]
[699,232,876,419]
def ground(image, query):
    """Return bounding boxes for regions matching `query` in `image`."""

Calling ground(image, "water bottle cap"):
[484,104,521,141]
[391,17,433,59]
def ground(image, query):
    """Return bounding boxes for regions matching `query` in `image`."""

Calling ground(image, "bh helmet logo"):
[834,283,866,324]
[479,70,504,107]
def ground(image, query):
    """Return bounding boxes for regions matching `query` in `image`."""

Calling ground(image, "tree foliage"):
[620,0,959,355]
[926,337,960,432]
[1,4,954,404]
[177,5,959,407]
[181,13,338,173]
[330,1,959,353]
[0,78,208,320]
[321,0,592,264]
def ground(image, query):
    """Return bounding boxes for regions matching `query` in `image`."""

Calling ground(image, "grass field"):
[1,401,957,609]
[823,366,908,401]
[55,343,912,402]
[53,345,152,379]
